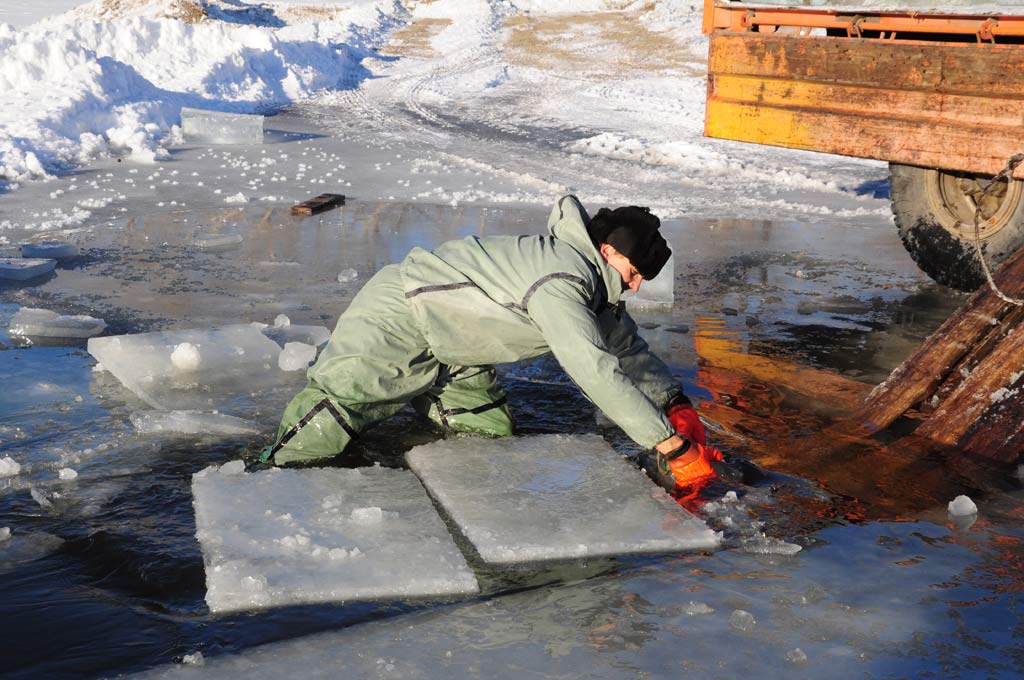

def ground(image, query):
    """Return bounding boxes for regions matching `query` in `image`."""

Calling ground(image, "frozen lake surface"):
[1,2,1022,677]
[1,199,1022,679]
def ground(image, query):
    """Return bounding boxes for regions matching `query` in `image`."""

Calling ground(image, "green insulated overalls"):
[266,196,680,465]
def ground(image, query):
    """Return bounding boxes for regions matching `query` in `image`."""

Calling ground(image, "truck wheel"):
[890,163,1024,292]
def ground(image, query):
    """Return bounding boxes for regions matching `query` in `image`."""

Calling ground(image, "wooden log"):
[290,193,346,216]
[853,244,1024,432]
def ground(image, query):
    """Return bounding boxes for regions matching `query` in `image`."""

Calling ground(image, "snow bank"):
[0,0,404,182]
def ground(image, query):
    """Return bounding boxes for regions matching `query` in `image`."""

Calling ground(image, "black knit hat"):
[587,206,671,280]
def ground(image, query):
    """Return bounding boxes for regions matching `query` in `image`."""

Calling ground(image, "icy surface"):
[130,410,262,436]
[948,495,978,516]
[0,258,56,281]
[87,324,285,410]
[192,465,479,612]
[20,241,79,259]
[623,254,674,310]
[9,307,106,338]
[262,323,331,349]
[406,434,721,564]
[278,342,317,371]
[181,108,264,145]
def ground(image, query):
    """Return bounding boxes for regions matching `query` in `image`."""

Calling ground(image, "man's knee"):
[266,390,358,466]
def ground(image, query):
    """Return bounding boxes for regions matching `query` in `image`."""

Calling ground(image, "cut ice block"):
[0,258,56,281]
[192,465,479,612]
[20,241,79,260]
[87,324,285,410]
[9,307,106,338]
[181,107,264,145]
[260,322,331,348]
[406,434,721,564]
[130,410,262,436]
[622,253,673,310]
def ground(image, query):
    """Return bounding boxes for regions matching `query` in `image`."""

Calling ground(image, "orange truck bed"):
[702,0,1024,178]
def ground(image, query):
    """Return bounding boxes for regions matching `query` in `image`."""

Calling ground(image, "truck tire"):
[890,163,1024,292]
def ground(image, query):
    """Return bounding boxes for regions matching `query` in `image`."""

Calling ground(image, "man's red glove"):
[667,402,707,446]
[663,442,723,491]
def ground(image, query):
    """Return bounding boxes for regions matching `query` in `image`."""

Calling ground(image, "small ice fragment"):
[0,527,10,542]
[262,323,330,348]
[337,268,359,283]
[58,468,78,481]
[9,307,106,338]
[219,460,246,476]
[273,314,291,328]
[171,342,201,371]
[279,342,317,371]
[30,488,54,509]
[0,258,56,281]
[785,648,808,665]
[181,107,264,145]
[1015,464,1024,480]
[682,601,715,616]
[350,506,384,524]
[20,241,79,260]
[729,609,756,631]
[195,233,243,252]
[948,495,978,516]
[182,651,205,666]
[0,456,21,478]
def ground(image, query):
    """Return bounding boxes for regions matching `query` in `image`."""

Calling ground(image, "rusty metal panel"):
[705,33,1024,177]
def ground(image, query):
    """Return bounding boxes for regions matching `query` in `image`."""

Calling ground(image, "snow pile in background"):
[0,0,404,181]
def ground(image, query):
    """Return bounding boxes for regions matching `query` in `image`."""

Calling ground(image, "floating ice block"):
[261,323,331,348]
[130,410,262,436]
[87,324,285,410]
[406,434,721,564]
[181,107,264,145]
[622,253,673,310]
[9,307,106,338]
[192,464,479,612]
[20,241,79,260]
[0,258,56,281]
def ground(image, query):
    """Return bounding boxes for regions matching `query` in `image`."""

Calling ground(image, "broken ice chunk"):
[729,609,756,631]
[130,410,262,436]
[87,325,284,410]
[194,233,243,252]
[58,468,78,481]
[278,342,317,371]
[622,253,673,310]
[9,307,106,339]
[20,241,79,260]
[948,495,978,517]
[181,107,264,145]
[170,342,201,371]
[0,456,21,478]
[273,314,290,328]
[0,258,56,281]
[219,460,246,475]
[337,268,359,283]
[0,527,9,542]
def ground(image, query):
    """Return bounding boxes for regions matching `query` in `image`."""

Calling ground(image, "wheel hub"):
[925,169,1024,241]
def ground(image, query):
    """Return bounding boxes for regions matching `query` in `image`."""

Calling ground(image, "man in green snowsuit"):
[263,196,720,489]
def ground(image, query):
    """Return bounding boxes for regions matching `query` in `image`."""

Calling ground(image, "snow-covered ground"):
[0,0,896,246]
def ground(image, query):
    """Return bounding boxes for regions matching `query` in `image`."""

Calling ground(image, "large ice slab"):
[87,324,285,410]
[9,307,106,338]
[181,107,264,145]
[192,464,479,613]
[0,257,56,281]
[406,434,720,564]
